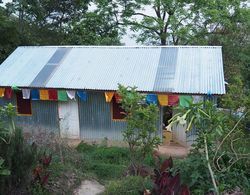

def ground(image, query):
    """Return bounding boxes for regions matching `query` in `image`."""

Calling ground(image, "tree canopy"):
[0,0,249,97]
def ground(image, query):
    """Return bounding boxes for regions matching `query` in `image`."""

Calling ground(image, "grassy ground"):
[37,141,157,194]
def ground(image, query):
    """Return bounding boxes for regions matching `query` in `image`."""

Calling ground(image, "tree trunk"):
[161,38,166,45]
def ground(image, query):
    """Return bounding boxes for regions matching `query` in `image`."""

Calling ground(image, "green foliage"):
[77,142,130,181]
[171,100,250,194]
[0,8,20,63]
[104,176,152,195]
[91,163,126,180]
[118,85,161,175]
[0,127,38,194]
[76,142,98,153]
[91,146,129,164]
[66,11,121,45]
[0,0,122,64]
[0,158,10,176]
[174,154,212,194]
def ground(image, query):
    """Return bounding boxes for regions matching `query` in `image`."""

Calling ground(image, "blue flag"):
[31,89,40,100]
[77,91,87,101]
[146,94,158,104]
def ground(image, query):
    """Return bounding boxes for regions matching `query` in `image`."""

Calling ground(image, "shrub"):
[0,127,38,194]
[104,176,152,195]
[118,85,161,175]
[76,142,97,153]
[91,162,126,180]
[91,146,129,164]
[152,157,190,195]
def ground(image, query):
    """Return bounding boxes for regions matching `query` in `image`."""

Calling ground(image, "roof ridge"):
[18,45,222,48]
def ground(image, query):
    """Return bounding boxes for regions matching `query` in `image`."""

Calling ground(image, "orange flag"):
[105,92,114,102]
[0,88,5,97]
[158,95,168,106]
[39,89,49,100]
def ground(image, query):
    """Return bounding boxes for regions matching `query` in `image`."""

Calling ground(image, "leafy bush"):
[174,154,211,194]
[152,157,190,195]
[91,162,126,180]
[76,142,130,180]
[104,176,152,195]
[0,158,10,176]
[76,142,97,153]
[91,146,129,164]
[0,127,38,194]
[118,85,161,175]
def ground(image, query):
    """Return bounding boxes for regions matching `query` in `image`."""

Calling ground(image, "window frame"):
[16,91,32,116]
[111,97,126,121]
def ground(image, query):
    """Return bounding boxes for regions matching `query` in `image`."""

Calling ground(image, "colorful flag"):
[179,96,192,107]
[39,89,49,100]
[146,94,158,104]
[66,90,76,100]
[11,85,21,91]
[77,91,87,101]
[22,89,30,99]
[0,88,5,97]
[58,90,68,101]
[158,95,168,106]
[168,95,179,106]
[105,92,114,102]
[48,89,58,100]
[193,95,203,104]
[31,89,40,100]
[4,87,13,99]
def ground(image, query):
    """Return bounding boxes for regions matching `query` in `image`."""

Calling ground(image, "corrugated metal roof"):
[0,46,225,94]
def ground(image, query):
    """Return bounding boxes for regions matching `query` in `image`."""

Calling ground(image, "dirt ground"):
[74,180,105,195]
[67,139,189,158]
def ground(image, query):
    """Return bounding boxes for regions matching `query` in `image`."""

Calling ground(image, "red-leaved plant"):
[152,157,190,195]
[33,152,52,186]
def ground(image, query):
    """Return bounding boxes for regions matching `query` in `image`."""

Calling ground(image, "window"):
[112,97,126,120]
[16,91,32,115]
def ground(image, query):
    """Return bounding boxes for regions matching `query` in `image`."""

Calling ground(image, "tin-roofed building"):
[0,46,225,146]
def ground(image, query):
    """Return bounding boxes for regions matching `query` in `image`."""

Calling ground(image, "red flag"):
[48,89,58,100]
[168,95,179,106]
[4,87,13,99]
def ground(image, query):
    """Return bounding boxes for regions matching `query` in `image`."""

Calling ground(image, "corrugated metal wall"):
[1,92,163,141]
[78,92,162,141]
[78,92,127,140]
[0,95,59,135]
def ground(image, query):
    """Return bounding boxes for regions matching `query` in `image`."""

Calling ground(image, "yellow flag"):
[158,95,168,106]
[0,88,5,97]
[105,92,114,102]
[39,89,49,100]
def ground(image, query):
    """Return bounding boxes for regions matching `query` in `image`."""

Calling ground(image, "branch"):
[125,21,161,35]
[133,12,159,23]
[153,6,161,19]
[213,112,247,162]
[204,135,219,195]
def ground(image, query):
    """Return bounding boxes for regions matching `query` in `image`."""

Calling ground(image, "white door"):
[58,100,80,139]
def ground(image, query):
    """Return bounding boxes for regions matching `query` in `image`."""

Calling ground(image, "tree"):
[0,0,122,63]
[169,101,250,194]
[0,7,20,63]
[65,11,121,45]
[117,85,161,175]
[104,0,247,45]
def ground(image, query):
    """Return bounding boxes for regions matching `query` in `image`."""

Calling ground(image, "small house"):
[0,46,225,146]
